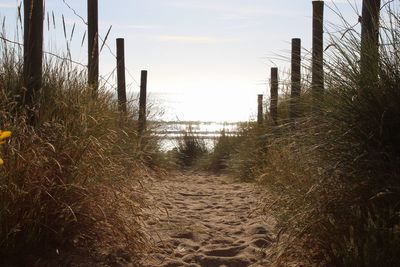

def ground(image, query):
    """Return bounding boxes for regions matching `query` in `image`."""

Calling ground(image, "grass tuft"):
[0,39,160,264]
[205,2,400,265]
[173,125,208,168]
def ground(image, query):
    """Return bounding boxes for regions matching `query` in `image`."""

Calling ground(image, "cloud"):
[123,24,157,30]
[166,0,301,20]
[115,24,163,30]
[155,35,236,44]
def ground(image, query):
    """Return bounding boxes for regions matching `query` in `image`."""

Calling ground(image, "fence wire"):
[1,0,142,92]
[60,0,141,89]
[0,0,145,90]
[0,34,120,91]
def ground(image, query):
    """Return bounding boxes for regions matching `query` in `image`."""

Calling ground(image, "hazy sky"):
[0,0,361,121]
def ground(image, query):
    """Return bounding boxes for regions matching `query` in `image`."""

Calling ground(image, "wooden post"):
[270,67,278,125]
[312,1,324,109]
[290,38,301,119]
[257,94,264,125]
[138,70,148,134]
[360,0,381,85]
[116,38,127,113]
[23,0,44,126]
[88,0,99,95]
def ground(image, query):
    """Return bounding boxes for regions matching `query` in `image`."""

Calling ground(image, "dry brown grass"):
[208,2,400,266]
[0,41,161,265]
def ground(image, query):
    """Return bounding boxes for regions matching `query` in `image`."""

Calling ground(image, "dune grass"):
[172,125,208,168]
[206,2,400,266]
[0,40,161,264]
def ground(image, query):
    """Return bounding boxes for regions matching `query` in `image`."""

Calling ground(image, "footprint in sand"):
[141,173,275,267]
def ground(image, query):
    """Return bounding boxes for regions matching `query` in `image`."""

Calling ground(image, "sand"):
[141,173,275,267]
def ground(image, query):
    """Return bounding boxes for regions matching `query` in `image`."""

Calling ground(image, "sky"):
[0,0,361,122]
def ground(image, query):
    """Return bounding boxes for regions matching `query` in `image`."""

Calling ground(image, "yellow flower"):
[0,130,11,166]
[0,131,12,145]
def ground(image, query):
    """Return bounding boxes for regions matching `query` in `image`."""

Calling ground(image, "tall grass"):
[224,123,268,181]
[173,125,208,168]
[207,1,400,266]
[0,39,159,264]
[205,129,241,173]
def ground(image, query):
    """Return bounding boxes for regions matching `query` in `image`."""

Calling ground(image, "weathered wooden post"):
[290,38,301,119]
[270,67,278,125]
[116,38,127,113]
[138,70,148,134]
[88,0,99,95]
[23,0,44,126]
[257,94,264,125]
[312,1,324,109]
[360,0,381,85]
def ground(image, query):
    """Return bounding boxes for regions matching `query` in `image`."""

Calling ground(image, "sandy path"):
[141,173,275,267]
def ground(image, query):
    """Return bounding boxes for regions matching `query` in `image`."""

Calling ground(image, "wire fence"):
[0,0,141,93]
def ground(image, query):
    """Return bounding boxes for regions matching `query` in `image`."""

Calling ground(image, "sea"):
[153,121,241,151]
